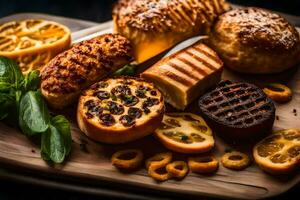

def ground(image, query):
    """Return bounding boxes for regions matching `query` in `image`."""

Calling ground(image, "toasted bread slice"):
[253,129,300,174]
[113,0,230,63]
[77,77,165,144]
[155,113,214,154]
[141,42,223,110]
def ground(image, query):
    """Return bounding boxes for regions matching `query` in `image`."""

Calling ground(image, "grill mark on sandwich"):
[162,70,193,87]
[176,56,209,76]
[167,61,199,81]
[185,50,217,71]
[193,46,223,65]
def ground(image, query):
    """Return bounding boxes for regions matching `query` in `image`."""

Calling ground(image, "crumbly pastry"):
[141,42,223,110]
[209,7,300,74]
[154,113,214,154]
[0,19,71,74]
[198,80,276,141]
[263,83,293,103]
[40,33,133,109]
[221,151,251,170]
[113,0,230,63]
[253,129,300,174]
[111,149,144,170]
[77,77,164,144]
[188,155,219,173]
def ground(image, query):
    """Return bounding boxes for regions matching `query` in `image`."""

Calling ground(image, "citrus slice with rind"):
[0,19,71,74]
[253,128,300,174]
[154,113,214,154]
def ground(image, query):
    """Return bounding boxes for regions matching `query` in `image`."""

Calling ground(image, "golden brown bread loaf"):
[209,7,300,74]
[40,34,133,109]
[113,0,230,63]
[141,42,223,110]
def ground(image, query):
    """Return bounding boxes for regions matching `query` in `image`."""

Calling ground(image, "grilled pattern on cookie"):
[198,80,275,141]
[40,33,133,109]
[77,77,165,144]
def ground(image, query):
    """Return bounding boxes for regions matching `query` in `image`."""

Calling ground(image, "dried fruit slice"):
[0,19,71,74]
[253,129,300,174]
[154,113,214,154]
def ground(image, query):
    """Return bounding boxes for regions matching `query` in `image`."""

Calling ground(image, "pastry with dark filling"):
[77,76,165,144]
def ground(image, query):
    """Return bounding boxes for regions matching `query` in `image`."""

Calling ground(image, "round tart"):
[154,113,214,154]
[253,129,300,174]
[77,77,164,144]
[198,80,275,142]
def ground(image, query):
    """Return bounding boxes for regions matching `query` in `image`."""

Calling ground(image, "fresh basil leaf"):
[2,90,22,126]
[0,82,13,92]
[0,92,15,120]
[113,64,136,76]
[51,115,71,156]
[41,130,51,161]
[0,57,24,89]
[48,125,66,163]
[19,91,50,136]
[22,70,40,92]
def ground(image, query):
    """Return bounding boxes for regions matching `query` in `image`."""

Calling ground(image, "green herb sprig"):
[0,57,71,163]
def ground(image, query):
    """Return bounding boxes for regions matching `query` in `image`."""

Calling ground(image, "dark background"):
[0,0,299,22]
[0,0,299,199]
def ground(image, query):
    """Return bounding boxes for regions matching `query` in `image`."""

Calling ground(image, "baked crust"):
[209,7,300,74]
[113,0,230,63]
[40,33,133,109]
[77,76,165,144]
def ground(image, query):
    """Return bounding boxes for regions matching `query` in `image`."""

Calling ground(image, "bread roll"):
[209,7,300,74]
[40,34,133,109]
[113,0,230,63]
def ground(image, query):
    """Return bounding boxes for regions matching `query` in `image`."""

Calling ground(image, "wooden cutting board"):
[0,13,300,200]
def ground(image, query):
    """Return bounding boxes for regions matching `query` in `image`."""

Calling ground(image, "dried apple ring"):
[221,151,250,170]
[263,83,292,103]
[166,161,189,179]
[145,152,172,169]
[188,155,219,173]
[148,162,171,181]
[111,149,143,170]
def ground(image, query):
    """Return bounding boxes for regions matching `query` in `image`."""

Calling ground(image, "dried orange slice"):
[0,19,71,74]
[154,113,214,154]
[253,129,300,174]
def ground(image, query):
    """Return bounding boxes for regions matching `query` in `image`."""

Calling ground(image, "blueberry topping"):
[99,114,115,126]
[128,107,142,119]
[107,101,124,115]
[119,115,136,127]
